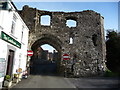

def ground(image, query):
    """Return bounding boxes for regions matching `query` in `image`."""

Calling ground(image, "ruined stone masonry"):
[19,5,106,77]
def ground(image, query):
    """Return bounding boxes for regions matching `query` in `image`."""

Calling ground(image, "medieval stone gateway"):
[19,5,106,77]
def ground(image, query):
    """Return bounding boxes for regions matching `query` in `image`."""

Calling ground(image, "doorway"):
[6,50,14,76]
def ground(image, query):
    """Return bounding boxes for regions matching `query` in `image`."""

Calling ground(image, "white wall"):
[0,1,29,86]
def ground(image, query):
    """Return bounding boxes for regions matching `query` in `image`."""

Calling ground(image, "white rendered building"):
[0,0,29,88]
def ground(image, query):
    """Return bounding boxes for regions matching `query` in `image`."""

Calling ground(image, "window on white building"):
[0,10,4,29]
[21,25,24,43]
[0,10,2,28]
[11,21,15,34]
[11,14,17,34]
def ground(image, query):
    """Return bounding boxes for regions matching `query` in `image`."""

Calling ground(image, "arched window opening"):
[66,19,77,28]
[69,37,73,44]
[40,15,51,26]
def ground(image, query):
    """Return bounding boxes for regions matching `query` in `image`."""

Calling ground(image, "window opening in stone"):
[92,34,97,46]
[69,37,73,44]
[66,19,77,28]
[40,15,51,26]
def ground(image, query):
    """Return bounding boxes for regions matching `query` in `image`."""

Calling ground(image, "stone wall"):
[19,5,106,77]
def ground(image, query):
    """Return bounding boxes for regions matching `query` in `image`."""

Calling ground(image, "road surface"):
[69,77,120,89]
[12,75,76,88]
[11,75,119,89]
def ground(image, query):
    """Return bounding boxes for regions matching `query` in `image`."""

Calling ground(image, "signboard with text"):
[0,58,6,78]
[1,31,21,48]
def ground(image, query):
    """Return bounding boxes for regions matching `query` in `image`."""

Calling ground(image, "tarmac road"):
[11,74,120,89]
[11,75,76,88]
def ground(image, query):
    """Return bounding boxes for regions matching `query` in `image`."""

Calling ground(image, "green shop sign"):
[1,31,21,48]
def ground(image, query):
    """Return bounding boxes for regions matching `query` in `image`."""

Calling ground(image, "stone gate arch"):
[29,34,64,74]
[19,5,107,77]
[30,34,62,51]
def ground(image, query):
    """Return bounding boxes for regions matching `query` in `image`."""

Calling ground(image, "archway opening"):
[30,35,62,75]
